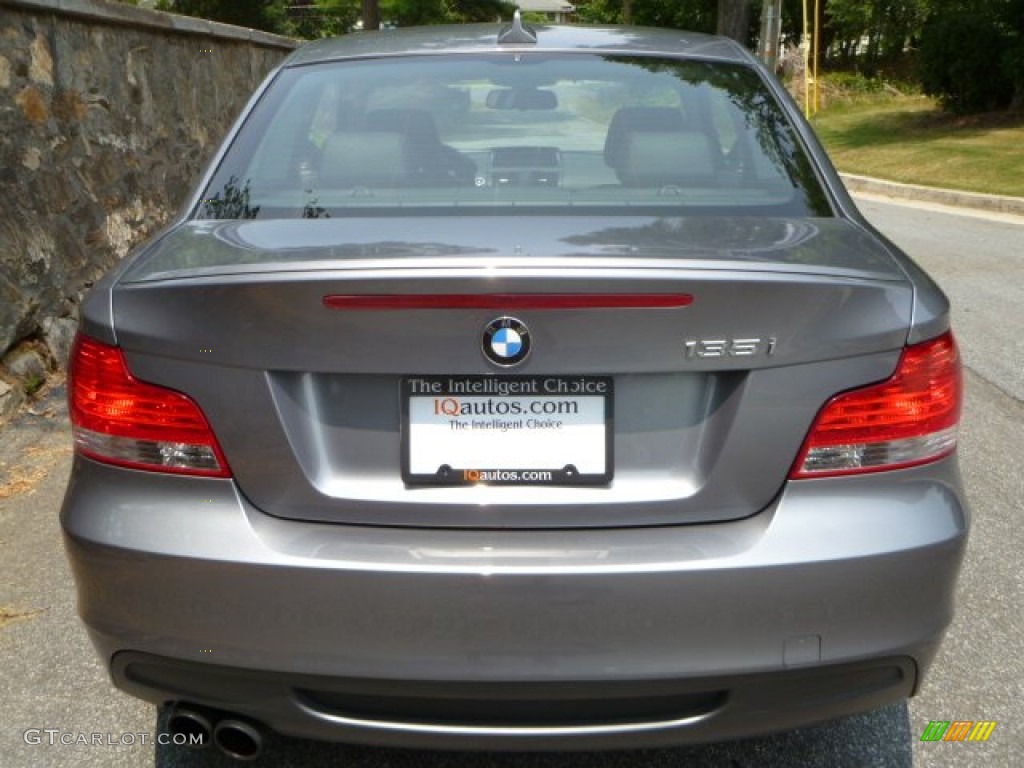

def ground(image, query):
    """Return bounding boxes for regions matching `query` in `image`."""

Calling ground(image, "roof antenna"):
[498,9,538,45]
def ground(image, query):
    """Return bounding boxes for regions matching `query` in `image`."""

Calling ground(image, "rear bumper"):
[115,651,917,750]
[62,456,968,749]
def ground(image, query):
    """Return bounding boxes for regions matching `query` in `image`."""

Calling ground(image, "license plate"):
[402,376,613,486]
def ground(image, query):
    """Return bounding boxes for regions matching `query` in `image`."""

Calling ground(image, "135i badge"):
[683,337,777,358]
[483,317,531,367]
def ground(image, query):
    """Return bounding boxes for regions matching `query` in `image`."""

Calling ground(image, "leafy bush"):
[918,11,1015,113]
[1003,44,1024,109]
[827,72,886,94]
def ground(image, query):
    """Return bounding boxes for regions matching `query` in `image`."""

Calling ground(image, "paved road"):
[856,197,1024,767]
[1,197,1021,767]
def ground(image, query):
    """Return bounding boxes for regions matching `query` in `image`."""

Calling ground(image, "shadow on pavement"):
[154,701,912,768]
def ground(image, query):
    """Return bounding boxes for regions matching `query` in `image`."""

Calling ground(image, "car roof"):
[284,24,747,68]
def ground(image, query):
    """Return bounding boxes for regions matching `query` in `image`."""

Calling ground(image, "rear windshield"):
[197,53,832,219]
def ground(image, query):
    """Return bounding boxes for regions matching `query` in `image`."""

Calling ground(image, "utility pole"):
[757,0,783,71]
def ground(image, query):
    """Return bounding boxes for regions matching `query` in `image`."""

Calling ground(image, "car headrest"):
[604,107,688,173]
[363,109,442,148]
[618,131,717,187]
[319,131,412,187]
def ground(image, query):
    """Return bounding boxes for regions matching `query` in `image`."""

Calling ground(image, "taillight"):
[68,334,230,477]
[791,332,962,479]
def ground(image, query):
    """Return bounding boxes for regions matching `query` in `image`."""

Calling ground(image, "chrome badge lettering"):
[683,337,777,359]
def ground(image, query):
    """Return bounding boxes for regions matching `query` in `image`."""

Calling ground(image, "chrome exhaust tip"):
[213,718,263,761]
[166,704,213,750]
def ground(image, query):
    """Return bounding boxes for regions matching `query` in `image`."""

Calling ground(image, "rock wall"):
[0,0,296,418]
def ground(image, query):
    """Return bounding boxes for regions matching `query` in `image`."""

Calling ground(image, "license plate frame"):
[401,375,613,486]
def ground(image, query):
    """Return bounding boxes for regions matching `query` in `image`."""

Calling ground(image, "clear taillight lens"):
[68,334,230,477]
[791,332,962,479]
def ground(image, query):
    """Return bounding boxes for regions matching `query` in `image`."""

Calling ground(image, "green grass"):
[811,93,1024,198]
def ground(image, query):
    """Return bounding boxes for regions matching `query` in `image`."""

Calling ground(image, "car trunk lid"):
[111,216,911,528]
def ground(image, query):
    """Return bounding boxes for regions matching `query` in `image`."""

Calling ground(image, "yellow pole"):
[813,0,820,114]
[802,0,810,118]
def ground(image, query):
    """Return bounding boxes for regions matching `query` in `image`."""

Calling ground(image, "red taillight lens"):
[69,334,230,477]
[791,332,962,479]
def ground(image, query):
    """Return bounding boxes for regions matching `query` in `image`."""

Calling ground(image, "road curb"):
[840,173,1024,216]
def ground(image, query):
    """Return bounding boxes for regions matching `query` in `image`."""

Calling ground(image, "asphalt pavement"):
[858,196,1024,767]
[1,195,1021,767]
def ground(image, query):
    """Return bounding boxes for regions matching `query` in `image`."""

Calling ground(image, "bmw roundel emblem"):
[482,317,531,367]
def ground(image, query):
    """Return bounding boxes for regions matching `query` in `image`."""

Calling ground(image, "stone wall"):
[0,0,296,418]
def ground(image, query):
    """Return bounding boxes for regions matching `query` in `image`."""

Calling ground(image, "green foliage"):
[519,11,551,25]
[1005,44,1024,107]
[157,0,513,37]
[284,0,513,34]
[289,1,361,38]
[156,0,291,34]
[825,0,928,72]
[919,9,1014,113]
[578,0,718,34]
[448,0,515,23]
[997,0,1024,107]
[380,0,514,27]
[386,0,450,26]
[636,0,718,34]
[576,0,621,24]
[151,0,1024,114]
[827,71,886,94]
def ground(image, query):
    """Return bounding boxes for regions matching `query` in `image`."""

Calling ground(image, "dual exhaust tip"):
[167,704,263,761]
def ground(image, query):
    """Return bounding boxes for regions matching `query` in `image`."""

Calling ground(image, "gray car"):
[61,17,968,762]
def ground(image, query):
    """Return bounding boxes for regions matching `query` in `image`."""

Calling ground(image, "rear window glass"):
[197,53,831,219]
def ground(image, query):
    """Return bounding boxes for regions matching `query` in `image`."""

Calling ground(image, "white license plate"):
[402,376,613,486]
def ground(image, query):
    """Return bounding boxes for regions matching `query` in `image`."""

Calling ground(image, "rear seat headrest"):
[319,131,412,187]
[604,107,687,173]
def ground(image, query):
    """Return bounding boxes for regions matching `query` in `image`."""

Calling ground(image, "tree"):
[362,0,380,30]
[449,0,515,22]
[288,1,361,38]
[576,0,621,23]
[823,0,928,72]
[919,8,1010,112]
[918,0,1024,112]
[717,0,750,43]
[156,0,291,34]
[578,0,719,34]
